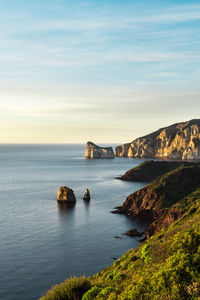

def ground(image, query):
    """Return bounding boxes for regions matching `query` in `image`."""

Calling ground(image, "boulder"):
[83,188,90,201]
[124,228,143,237]
[57,186,76,203]
[85,141,115,159]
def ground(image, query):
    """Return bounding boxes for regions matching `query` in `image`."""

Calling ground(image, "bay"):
[0,144,147,300]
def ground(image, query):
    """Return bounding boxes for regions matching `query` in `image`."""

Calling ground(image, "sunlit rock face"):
[115,119,200,160]
[83,188,90,201]
[85,142,115,159]
[57,186,76,203]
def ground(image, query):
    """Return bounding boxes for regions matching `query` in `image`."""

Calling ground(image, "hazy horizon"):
[1,0,200,143]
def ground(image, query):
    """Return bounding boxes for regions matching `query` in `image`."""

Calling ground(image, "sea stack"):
[115,119,200,160]
[83,189,90,201]
[57,186,76,203]
[85,141,115,159]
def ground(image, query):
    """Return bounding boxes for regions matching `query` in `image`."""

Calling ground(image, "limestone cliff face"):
[115,119,200,160]
[85,142,115,159]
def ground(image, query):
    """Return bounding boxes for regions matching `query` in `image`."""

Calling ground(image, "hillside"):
[40,163,200,300]
[117,160,195,182]
[114,163,200,237]
[90,190,200,299]
[115,119,200,160]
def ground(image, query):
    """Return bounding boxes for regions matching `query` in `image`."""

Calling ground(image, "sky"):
[0,0,200,144]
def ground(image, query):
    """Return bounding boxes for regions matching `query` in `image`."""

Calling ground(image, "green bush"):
[113,273,125,282]
[125,225,200,299]
[40,276,91,300]
[97,287,114,299]
[82,286,103,300]
[141,244,151,263]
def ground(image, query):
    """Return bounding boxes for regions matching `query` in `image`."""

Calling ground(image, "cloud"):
[25,5,200,33]
[31,19,108,32]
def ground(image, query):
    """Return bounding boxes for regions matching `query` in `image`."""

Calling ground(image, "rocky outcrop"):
[115,119,200,160]
[114,164,200,237]
[85,142,115,159]
[118,160,195,182]
[57,186,76,203]
[124,228,143,237]
[83,189,90,201]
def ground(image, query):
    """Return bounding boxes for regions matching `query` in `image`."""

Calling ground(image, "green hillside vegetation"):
[40,164,200,300]
[90,192,200,299]
[147,164,200,209]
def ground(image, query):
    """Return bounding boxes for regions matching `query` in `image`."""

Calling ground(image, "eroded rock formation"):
[115,119,200,160]
[57,186,76,203]
[85,142,115,159]
[83,188,90,201]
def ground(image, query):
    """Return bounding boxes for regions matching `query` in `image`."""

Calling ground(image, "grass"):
[39,277,91,300]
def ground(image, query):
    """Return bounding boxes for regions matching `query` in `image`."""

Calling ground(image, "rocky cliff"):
[85,142,115,159]
[115,119,200,160]
[114,164,200,237]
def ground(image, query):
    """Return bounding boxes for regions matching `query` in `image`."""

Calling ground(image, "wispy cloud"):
[25,5,200,33]
[0,0,200,142]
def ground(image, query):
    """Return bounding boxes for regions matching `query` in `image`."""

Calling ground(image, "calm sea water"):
[0,144,147,300]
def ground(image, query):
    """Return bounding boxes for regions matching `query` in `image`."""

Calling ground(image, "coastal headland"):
[40,120,200,299]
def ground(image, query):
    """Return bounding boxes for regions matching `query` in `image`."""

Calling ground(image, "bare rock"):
[115,119,200,160]
[83,188,90,201]
[124,228,143,237]
[57,186,76,203]
[85,141,115,159]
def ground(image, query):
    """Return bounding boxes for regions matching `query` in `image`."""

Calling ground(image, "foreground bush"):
[40,276,91,300]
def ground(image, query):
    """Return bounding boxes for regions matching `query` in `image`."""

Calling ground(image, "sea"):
[0,144,148,300]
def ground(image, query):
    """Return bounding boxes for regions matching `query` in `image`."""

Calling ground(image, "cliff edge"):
[115,119,200,160]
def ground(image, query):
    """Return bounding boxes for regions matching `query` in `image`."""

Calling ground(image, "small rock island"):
[83,188,90,201]
[85,141,115,159]
[57,186,76,203]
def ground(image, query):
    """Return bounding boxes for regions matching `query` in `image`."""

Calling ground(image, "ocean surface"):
[0,144,148,300]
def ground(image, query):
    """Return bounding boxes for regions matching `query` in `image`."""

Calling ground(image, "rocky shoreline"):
[113,160,200,238]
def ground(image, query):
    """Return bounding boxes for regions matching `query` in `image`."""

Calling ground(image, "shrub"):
[82,286,103,300]
[40,276,91,300]
[141,244,151,263]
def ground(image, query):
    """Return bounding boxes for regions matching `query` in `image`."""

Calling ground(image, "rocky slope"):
[115,119,200,160]
[118,160,195,182]
[85,141,115,159]
[114,164,200,237]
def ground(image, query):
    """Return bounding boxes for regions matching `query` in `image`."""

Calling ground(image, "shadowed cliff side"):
[117,160,196,182]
